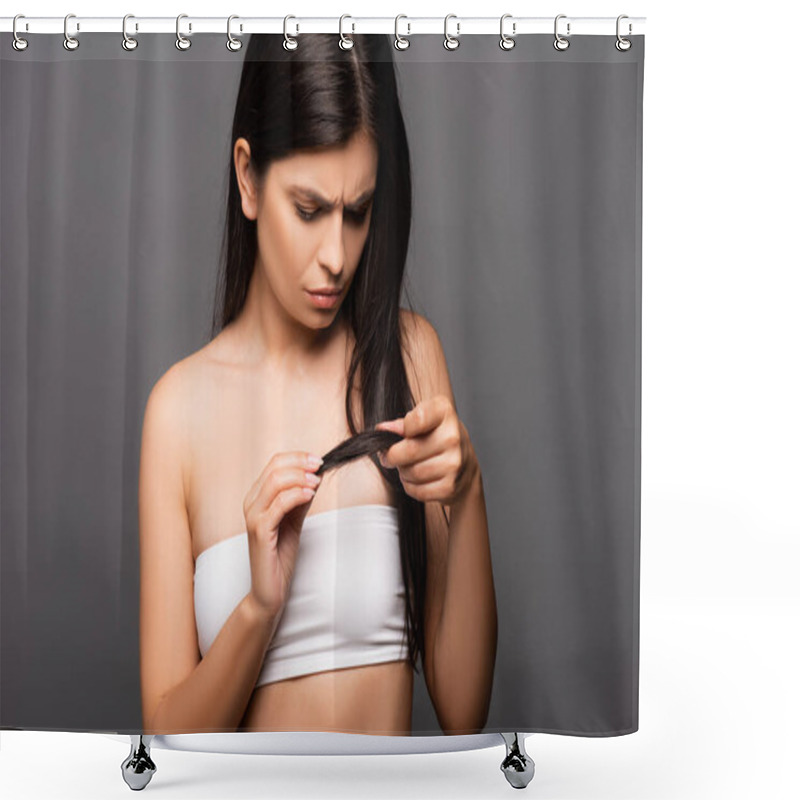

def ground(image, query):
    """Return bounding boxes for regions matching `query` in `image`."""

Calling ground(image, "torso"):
[181,318,413,735]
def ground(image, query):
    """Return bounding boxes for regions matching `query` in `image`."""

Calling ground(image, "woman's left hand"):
[374,395,479,506]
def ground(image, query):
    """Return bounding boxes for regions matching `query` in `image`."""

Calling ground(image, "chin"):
[304,308,341,332]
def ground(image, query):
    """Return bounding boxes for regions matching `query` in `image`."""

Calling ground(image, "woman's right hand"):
[242,451,323,618]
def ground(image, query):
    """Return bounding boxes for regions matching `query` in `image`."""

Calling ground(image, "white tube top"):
[193,503,409,687]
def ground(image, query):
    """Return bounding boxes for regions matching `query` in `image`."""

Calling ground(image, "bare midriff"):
[239,659,414,735]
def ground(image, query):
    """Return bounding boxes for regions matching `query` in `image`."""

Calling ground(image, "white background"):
[2,1,798,798]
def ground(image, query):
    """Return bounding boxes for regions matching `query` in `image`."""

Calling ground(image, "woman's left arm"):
[433,446,498,734]
[376,313,498,734]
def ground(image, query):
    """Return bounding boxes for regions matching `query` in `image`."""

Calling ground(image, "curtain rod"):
[0,15,646,37]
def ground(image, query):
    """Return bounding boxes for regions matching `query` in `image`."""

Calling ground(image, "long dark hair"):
[211,34,429,676]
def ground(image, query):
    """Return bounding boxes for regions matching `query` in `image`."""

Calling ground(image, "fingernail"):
[307,453,324,468]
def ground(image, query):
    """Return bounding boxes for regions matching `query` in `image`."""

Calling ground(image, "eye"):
[347,207,370,225]
[295,206,319,222]
[295,205,370,224]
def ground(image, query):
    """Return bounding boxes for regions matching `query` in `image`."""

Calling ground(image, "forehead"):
[270,132,378,198]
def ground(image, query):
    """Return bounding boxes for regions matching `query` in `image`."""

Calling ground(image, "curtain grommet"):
[12,14,29,51]
[499,14,516,50]
[121,15,138,51]
[283,15,298,51]
[553,14,570,51]
[443,14,460,51]
[339,14,354,50]
[175,14,191,51]
[226,15,242,52]
[63,13,79,51]
[615,15,632,51]
[394,15,410,50]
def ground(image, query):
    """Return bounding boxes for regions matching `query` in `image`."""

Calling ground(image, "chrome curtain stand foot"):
[500,732,535,789]
[121,734,157,790]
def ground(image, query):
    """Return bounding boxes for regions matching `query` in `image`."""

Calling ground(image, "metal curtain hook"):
[176,13,191,50]
[122,14,138,51]
[63,13,79,51]
[553,14,570,51]
[12,14,29,51]
[500,14,516,50]
[443,13,460,51]
[616,14,632,51]
[283,15,298,50]
[339,14,354,50]
[227,15,242,51]
[394,14,410,50]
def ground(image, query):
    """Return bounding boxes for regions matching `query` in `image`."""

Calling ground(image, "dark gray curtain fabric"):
[1,33,643,736]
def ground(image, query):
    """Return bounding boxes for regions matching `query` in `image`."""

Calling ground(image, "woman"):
[139,33,497,736]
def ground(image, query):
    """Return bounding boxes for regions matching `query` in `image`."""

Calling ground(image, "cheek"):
[258,206,313,277]
[348,216,372,257]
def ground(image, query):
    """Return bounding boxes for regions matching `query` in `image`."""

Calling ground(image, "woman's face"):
[235,129,378,330]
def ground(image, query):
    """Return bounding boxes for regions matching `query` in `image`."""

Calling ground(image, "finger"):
[245,466,321,535]
[396,451,453,485]
[257,485,317,535]
[244,451,322,514]
[375,418,403,433]
[403,474,453,503]
[383,427,438,468]
[260,462,320,512]
[402,395,449,439]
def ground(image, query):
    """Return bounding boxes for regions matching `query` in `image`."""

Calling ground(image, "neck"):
[232,262,344,372]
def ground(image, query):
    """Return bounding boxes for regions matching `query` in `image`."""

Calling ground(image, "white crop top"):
[193,503,409,687]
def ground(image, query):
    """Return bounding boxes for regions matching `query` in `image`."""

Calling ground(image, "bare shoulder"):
[142,344,215,491]
[141,361,188,503]
[147,357,189,408]
[398,308,454,407]
[144,350,203,431]
[146,335,222,416]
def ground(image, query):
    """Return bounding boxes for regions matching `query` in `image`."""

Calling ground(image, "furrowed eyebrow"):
[291,185,376,212]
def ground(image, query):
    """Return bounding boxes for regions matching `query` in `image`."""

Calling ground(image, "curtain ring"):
[615,14,632,51]
[499,14,516,50]
[63,13,79,51]
[283,15,298,50]
[122,14,138,51]
[339,14,354,50]
[12,14,29,52]
[394,15,410,50]
[227,15,242,52]
[175,14,191,50]
[553,14,570,51]
[443,14,460,51]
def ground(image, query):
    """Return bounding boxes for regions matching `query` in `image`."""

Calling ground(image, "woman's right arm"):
[138,365,280,734]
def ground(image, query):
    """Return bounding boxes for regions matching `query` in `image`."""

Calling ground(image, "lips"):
[307,288,341,295]
[306,289,342,309]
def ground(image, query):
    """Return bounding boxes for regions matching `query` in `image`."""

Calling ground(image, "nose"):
[317,210,347,277]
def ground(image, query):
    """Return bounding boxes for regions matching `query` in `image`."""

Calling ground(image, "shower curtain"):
[0,25,644,739]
